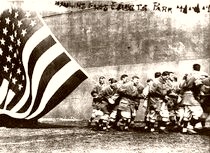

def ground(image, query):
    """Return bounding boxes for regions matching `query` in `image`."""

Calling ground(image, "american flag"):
[0,7,88,120]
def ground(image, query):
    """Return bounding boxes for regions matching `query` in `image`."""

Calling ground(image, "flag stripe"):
[6,28,52,111]
[1,69,87,120]
[32,70,87,120]
[26,61,81,119]
[28,35,56,78]
[23,52,70,114]
[0,79,9,106]
[6,35,55,111]
[10,43,65,113]
[9,26,51,113]
[4,89,15,109]
[6,85,29,111]
[22,26,51,70]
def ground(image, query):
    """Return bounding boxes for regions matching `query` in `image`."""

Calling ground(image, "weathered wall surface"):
[40,1,210,120]
[43,10,210,68]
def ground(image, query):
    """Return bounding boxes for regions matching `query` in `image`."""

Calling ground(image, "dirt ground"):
[0,120,209,153]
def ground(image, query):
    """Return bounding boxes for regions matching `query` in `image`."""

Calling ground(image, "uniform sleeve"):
[117,83,136,99]
[187,76,196,88]
[179,79,187,89]
[202,77,210,86]
[200,84,210,94]
[142,85,149,97]
[98,86,111,99]
[149,81,166,98]
[97,88,105,99]
[91,87,97,97]
[91,84,101,97]
[179,74,195,91]
[137,83,144,94]
[117,84,128,95]
[149,81,158,94]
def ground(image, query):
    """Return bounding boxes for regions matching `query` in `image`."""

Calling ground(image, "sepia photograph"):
[0,0,210,152]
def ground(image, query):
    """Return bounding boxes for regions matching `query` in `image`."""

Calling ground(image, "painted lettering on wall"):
[55,1,210,14]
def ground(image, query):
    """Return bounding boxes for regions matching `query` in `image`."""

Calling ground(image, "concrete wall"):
[43,9,210,68]
[40,1,210,120]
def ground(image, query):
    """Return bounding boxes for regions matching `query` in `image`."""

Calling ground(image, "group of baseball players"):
[89,63,210,134]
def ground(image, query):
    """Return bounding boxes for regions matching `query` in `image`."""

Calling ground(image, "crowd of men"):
[88,64,210,134]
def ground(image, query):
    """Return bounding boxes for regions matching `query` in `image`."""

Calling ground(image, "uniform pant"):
[147,103,170,122]
[182,105,203,121]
